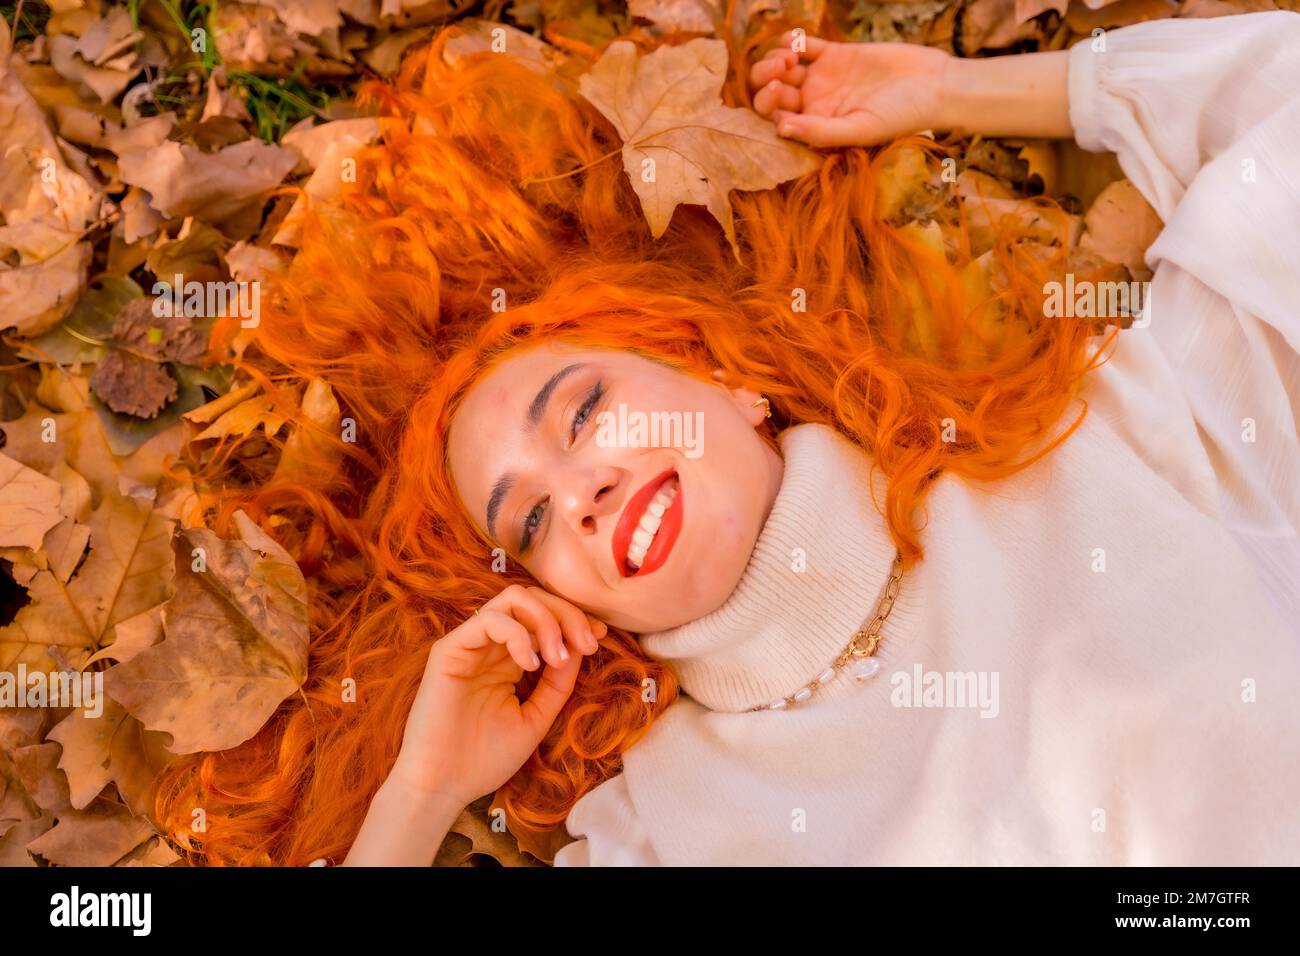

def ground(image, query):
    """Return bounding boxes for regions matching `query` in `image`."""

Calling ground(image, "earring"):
[751,396,772,419]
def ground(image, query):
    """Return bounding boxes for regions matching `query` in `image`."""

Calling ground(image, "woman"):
[159,11,1300,866]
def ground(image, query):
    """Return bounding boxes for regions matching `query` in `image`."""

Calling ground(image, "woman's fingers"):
[519,655,583,738]
[526,587,602,655]
[487,584,604,665]
[773,110,877,148]
[749,48,796,90]
[754,79,802,117]
[778,29,831,61]
[477,609,540,671]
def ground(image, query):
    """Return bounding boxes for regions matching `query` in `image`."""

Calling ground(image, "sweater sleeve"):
[1065,10,1300,632]
[551,772,662,867]
[1066,11,1300,346]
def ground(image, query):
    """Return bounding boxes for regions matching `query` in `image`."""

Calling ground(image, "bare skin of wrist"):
[936,51,1073,140]
[341,768,468,866]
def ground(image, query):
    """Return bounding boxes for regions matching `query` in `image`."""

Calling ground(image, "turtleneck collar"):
[636,423,916,713]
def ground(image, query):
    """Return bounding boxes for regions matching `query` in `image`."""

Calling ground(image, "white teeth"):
[625,478,679,571]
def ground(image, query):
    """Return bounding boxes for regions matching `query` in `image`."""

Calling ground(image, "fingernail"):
[530,651,541,669]
[559,643,570,661]
[778,121,794,136]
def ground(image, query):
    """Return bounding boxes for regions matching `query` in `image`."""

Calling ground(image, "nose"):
[554,463,623,537]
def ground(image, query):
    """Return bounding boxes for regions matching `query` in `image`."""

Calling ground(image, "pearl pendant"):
[848,657,882,682]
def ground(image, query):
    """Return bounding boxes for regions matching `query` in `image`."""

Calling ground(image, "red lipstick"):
[612,469,684,579]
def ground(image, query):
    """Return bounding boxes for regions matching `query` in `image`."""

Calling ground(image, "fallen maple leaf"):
[0,489,175,674]
[578,38,821,257]
[104,511,309,754]
[436,795,544,866]
[25,797,158,866]
[0,453,64,550]
[49,615,176,819]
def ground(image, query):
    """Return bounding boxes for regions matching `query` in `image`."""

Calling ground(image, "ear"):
[711,369,768,427]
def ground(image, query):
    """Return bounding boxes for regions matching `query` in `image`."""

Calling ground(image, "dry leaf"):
[873,144,937,222]
[962,0,1042,49]
[274,118,383,246]
[26,798,157,866]
[275,378,342,482]
[183,380,262,425]
[11,742,72,816]
[117,139,297,236]
[190,389,294,443]
[436,795,543,866]
[443,19,567,73]
[629,0,720,33]
[47,34,137,105]
[1065,0,1179,31]
[0,19,103,335]
[48,691,174,818]
[0,453,65,550]
[105,511,309,754]
[0,490,175,674]
[578,38,821,257]
[255,0,347,38]
[224,241,287,283]
[213,2,319,73]
[90,353,178,419]
[365,27,438,75]
[1077,178,1162,281]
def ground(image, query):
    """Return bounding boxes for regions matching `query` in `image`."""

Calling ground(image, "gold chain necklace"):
[749,549,905,712]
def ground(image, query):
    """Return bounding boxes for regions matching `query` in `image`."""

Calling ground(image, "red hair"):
[153,27,1113,865]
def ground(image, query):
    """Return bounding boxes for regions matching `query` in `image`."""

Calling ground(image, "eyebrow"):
[485,363,588,541]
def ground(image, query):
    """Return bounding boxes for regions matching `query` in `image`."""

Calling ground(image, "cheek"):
[530,539,601,604]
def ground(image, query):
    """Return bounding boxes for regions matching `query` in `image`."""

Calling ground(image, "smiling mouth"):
[612,470,683,578]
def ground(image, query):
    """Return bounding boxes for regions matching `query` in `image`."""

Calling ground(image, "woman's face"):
[447,342,784,633]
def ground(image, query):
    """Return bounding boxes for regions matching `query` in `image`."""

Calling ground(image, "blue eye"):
[570,381,603,441]
[520,501,546,553]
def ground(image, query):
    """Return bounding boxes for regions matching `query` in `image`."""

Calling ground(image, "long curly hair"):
[152,26,1113,865]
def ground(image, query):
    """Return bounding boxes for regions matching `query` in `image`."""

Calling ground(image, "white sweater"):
[553,12,1300,866]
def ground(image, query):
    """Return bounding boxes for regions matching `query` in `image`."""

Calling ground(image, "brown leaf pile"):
[0,0,1278,867]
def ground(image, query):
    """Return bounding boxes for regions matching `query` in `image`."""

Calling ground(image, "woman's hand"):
[343,584,605,865]
[750,32,951,147]
[388,584,606,806]
[750,31,1074,147]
